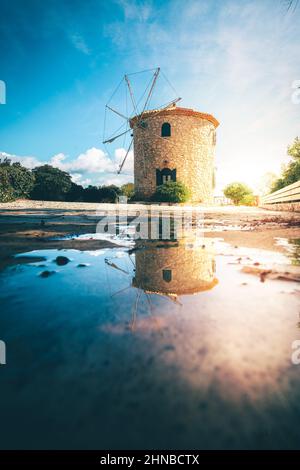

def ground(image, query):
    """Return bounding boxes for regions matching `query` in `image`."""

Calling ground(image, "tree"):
[240,193,256,206]
[98,185,122,202]
[0,165,14,202]
[82,185,122,203]
[121,182,134,200]
[271,137,300,192]
[224,182,254,205]
[0,158,35,202]
[65,182,84,202]
[152,181,191,203]
[31,165,72,201]
[288,136,300,159]
[82,185,101,202]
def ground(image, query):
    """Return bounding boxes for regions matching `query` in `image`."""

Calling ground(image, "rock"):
[55,256,70,266]
[241,265,300,283]
[39,270,55,278]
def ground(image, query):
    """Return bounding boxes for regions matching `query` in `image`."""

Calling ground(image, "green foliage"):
[121,182,134,200]
[288,136,300,160]
[224,182,254,205]
[65,182,84,202]
[31,165,72,201]
[82,186,101,202]
[240,193,256,206]
[0,158,35,202]
[152,181,191,203]
[271,137,300,192]
[0,168,14,202]
[82,184,122,203]
[98,184,122,202]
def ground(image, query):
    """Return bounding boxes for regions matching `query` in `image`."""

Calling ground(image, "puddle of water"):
[0,232,300,449]
[276,237,300,265]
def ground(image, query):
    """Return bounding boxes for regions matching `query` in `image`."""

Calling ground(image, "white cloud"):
[0,151,42,169]
[96,174,133,187]
[70,173,82,184]
[69,34,90,55]
[0,147,134,188]
[48,148,119,174]
[114,147,134,174]
[69,147,116,173]
[70,173,93,187]
[50,153,67,169]
[117,0,152,21]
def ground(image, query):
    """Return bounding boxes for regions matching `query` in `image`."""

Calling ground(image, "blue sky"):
[0,0,299,192]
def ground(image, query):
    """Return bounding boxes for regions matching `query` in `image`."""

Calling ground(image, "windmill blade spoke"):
[103,68,181,176]
[139,67,160,118]
[125,74,139,116]
[154,97,182,114]
[103,128,131,144]
[106,105,129,121]
[118,138,133,174]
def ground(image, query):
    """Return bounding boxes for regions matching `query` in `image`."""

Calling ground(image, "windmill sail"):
[102,68,180,175]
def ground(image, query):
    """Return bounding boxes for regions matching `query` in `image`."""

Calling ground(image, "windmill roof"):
[130,105,219,128]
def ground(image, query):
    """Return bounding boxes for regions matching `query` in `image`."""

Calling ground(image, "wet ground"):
[0,204,300,449]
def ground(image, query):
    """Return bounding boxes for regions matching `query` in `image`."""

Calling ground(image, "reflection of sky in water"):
[0,239,300,449]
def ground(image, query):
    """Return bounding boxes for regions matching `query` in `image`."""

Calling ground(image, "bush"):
[82,185,122,203]
[152,181,191,203]
[31,165,72,201]
[98,185,122,202]
[0,158,35,202]
[121,182,134,200]
[224,182,254,205]
[240,193,256,206]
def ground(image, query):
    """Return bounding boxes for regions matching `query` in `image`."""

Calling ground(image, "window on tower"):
[162,269,172,282]
[156,168,176,186]
[161,122,171,137]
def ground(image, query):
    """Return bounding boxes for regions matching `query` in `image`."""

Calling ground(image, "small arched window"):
[162,269,172,282]
[161,122,171,137]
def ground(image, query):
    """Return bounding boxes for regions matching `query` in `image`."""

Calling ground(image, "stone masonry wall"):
[132,108,217,203]
[133,239,217,295]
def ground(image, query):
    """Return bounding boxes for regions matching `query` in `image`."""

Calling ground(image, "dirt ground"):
[0,199,300,271]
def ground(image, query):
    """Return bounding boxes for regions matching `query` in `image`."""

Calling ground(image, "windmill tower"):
[103,68,219,203]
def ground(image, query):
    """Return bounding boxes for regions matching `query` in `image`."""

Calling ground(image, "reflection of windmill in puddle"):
[105,233,218,332]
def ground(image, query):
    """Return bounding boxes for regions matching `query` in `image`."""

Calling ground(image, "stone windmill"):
[103,68,219,203]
